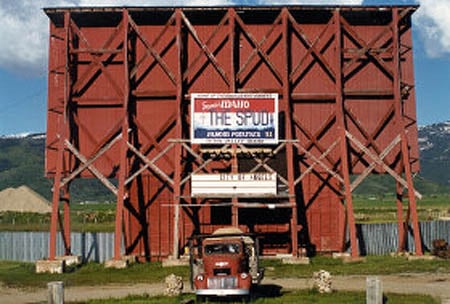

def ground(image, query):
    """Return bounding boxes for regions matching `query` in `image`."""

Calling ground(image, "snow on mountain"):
[418,121,450,152]
[0,132,46,140]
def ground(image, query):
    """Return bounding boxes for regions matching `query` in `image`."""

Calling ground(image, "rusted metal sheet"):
[45,6,422,259]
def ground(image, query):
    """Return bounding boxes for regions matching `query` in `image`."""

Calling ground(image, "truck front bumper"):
[196,288,250,296]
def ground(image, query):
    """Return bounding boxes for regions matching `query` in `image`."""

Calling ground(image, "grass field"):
[0,194,448,232]
[0,255,448,289]
[353,194,450,223]
[1,256,447,303]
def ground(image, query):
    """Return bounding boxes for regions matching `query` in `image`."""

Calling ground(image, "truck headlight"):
[197,274,204,281]
[240,273,248,279]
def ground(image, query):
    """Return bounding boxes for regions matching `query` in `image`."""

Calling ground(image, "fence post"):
[366,276,383,304]
[48,281,64,304]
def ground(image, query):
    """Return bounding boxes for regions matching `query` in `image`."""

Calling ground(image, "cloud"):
[0,1,52,76]
[414,0,450,58]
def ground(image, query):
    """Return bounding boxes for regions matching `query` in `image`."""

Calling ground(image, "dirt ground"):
[1,273,449,304]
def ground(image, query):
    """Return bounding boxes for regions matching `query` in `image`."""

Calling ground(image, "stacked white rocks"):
[312,270,332,293]
[164,273,184,296]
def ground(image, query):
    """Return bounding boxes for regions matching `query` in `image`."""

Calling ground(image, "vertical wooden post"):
[114,9,130,260]
[62,185,71,255]
[392,8,422,255]
[229,9,239,228]
[282,9,298,256]
[47,281,64,304]
[49,132,63,260]
[228,8,236,93]
[366,276,383,304]
[49,11,71,260]
[334,10,358,257]
[172,8,183,259]
[231,146,239,227]
[395,181,406,252]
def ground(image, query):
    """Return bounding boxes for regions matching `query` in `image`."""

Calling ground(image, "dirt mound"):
[0,186,51,213]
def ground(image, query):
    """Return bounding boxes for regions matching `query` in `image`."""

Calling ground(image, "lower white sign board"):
[191,173,277,197]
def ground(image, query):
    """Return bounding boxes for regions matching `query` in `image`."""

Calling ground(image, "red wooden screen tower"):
[44,5,422,261]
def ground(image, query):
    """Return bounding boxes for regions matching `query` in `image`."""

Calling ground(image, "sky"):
[0,0,448,135]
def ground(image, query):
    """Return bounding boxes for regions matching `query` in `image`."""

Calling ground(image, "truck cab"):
[189,227,264,301]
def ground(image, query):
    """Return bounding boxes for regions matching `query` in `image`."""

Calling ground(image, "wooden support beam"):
[335,11,358,258]
[229,9,239,228]
[392,8,422,255]
[288,12,335,83]
[235,12,283,85]
[49,11,71,260]
[181,11,230,86]
[346,131,421,199]
[70,19,124,97]
[126,142,175,186]
[114,8,130,260]
[172,8,183,259]
[294,139,343,185]
[65,141,119,195]
[128,15,177,85]
[60,133,122,188]
[62,185,71,255]
[396,181,406,252]
[350,135,401,192]
[282,8,299,257]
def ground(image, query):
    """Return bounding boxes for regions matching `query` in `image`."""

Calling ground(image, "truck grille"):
[207,276,237,289]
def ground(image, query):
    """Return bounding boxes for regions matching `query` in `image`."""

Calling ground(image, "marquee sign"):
[191,172,277,197]
[191,93,278,144]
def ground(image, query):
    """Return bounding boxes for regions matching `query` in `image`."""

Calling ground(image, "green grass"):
[353,194,450,209]
[1,256,448,289]
[261,255,449,278]
[1,194,449,231]
[352,194,450,223]
[69,290,440,304]
[0,194,447,233]
[0,261,189,289]
[1,257,446,303]
[0,207,116,232]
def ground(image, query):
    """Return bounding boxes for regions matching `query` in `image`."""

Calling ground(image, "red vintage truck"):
[189,227,264,302]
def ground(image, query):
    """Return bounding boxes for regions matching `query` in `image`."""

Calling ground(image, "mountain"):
[0,134,114,202]
[417,121,450,189]
[0,134,52,198]
[0,122,449,202]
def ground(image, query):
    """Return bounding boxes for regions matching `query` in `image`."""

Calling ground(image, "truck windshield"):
[204,243,240,255]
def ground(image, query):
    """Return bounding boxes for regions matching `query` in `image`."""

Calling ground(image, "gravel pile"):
[0,186,51,213]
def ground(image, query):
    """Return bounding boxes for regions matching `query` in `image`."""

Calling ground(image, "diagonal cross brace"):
[64,140,118,195]
[179,142,227,186]
[292,113,337,167]
[69,19,124,97]
[60,132,123,188]
[350,134,401,192]
[238,142,290,186]
[180,12,230,86]
[340,16,394,79]
[293,138,343,185]
[234,14,283,85]
[346,130,422,199]
[128,14,177,85]
[183,12,229,83]
[126,141,174,186]
[288,13,336,82]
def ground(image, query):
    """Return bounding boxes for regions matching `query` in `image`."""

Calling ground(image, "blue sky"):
[0,0,448,135]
